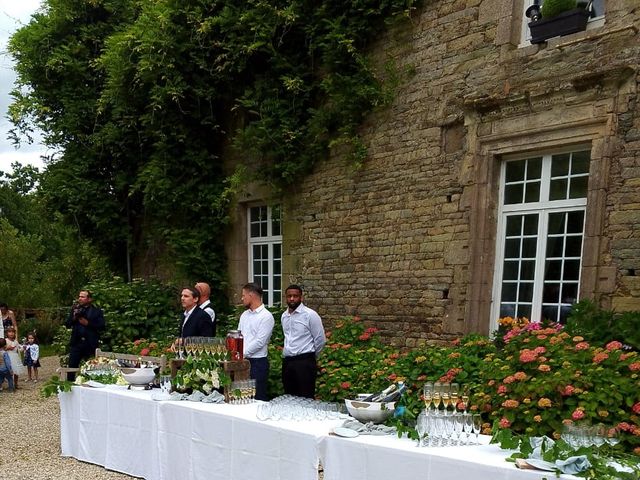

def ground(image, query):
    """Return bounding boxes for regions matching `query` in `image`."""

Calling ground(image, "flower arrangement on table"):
[75,357,127,386]
[173,353,231,394]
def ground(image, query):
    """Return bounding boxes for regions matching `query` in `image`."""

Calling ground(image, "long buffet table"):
[60,385,575,480]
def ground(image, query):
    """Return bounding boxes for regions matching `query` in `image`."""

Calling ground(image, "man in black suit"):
[179,287,215,338]
[66,290,105,377]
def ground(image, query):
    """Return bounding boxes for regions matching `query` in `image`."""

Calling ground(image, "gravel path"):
[0,356,135,480]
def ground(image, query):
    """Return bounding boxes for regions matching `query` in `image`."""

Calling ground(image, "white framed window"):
[520,0,605,46]
[248,205,282,306]
[491,148,590,327]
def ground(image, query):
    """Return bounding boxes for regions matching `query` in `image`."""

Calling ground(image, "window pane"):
[506,161,526,182]
[522,238,537,258]
[548,212,565,235]
[521,261,535,280]
[545,260,562,280]
[567,211,584,233]
[563,260,580,280]
[525,181,540,202]
[500,304,516,318]
[546,236,564,258]
[516,304,531,319]
[590,0,605,18]
[523,215,538,235]
[250,223,260,237]
[569,176,588,199]
[505,239,521,258]
[271,205,282,236]
[527,158,542,179]
[565,236,582,257]
[503,261,519,280]
[519,283,533,302]
[541,305,558,322]
[562,283,578,303]
[543,283,560,303]
[506,216,522,236]
[571,151,590,174]
[501,283,517,302]
[551,154,570,177]
[505,184,524,204]
[550,178,567,200]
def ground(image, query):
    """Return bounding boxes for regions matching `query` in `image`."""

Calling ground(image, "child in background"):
[5,327,25,389]
[0,338,14,391]
[23,332,41,383]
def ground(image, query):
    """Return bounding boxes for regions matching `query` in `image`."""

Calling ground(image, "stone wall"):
[229,1,640,346]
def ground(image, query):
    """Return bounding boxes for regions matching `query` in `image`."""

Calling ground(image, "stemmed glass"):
[423,382,434,412]
[177,338,185,360]
[472,414,482,445]
[462,413,474,445]
[432,382,443,414]
[440,383,451,415]
[460,386,470,414]
[416,410,428,447]
[450,383,460,412]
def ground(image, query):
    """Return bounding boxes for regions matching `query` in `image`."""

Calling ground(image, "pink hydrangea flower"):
[340,381,351,389]
[593,352,609,364]
[571,409,585,421]
[633,403,640,415]
[606,341,623,351]
[499,417,511,428]
[497,385,508,394]
[519,349,537,363]
[629,362,640,371]
[575,342,590,351]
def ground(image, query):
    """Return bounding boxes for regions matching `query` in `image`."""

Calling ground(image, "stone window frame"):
[496,0,606,48]
[247,204,283,306]
[464,95,620,335]
[491,148,591,328]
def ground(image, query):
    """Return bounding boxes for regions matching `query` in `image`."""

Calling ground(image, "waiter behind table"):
[238,283,274,401]
[281,284,326,399]
[66,290,105,376]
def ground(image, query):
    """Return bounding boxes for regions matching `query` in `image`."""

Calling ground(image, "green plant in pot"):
[527,0,591,44]
[541,0,578,19]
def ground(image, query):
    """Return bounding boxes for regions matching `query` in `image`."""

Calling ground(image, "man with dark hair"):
[66,290,105,373]
[238,282,274,401]
[195,282,216,335]
[179,287,214,338]
[281,284,325,398]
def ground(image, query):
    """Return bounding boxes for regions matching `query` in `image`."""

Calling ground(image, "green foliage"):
[0,163,110,309]
[40,375,74,398]
[565,300,640,350]
[19,309,67,345]
[493,429,640,479]
[541,0,577,18]
[9,0,421,283]
[86,277,179,351]
[174,353,231,394]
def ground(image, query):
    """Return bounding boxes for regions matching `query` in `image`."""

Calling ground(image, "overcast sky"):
[0,0,48,174]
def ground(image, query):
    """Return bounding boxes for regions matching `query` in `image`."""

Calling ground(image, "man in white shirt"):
[281,284,325,398]
[195,282,216,336]
[238,283,274,401]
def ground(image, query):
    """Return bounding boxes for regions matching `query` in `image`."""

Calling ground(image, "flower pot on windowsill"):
[528,8,590,44]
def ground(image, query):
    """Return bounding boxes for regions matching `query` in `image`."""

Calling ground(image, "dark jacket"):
[65,304,105,348]
[180,307,215,338]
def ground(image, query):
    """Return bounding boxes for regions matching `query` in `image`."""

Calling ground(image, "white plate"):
[333,427,359,438]
[524,459,556,471]
[84,380,105,388]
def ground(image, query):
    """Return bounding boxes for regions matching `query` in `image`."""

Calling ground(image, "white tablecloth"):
[60,385,336,480]
[60,386,576,480]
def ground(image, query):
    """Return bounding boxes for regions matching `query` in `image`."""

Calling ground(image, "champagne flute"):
[472,414,482,445]
[185,337,194,356]
[423,382,434,411]
[177,337,185,360]
[416,411,428,447]
[441,383,451,415]
[461,386,470,414]
[450,383,460,412]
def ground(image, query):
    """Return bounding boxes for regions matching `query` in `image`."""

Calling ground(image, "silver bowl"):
[121,367,156,386]
[344,398,396,424]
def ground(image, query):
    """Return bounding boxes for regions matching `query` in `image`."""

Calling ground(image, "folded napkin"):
[201,390,225,404]
[554,455,591,475]
[168,392,188,401]
[341,419,396,436]
[186,390,206,402]
[529,436,555,460]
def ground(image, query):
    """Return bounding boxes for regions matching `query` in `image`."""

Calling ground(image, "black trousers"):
[68,342,97,381]
[282,352,317,399]
[248,357,269,401]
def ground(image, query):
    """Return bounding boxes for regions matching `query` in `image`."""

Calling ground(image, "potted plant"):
[526,0,592,44]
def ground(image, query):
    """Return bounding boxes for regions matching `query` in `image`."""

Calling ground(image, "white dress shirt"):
[238,304,274,358]
[182,306,197,328]
[199,300,216,323]
[281,303,326,358]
